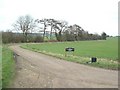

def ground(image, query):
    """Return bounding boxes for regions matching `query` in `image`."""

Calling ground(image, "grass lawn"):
[21,37,119,70]
[2,45,15,88]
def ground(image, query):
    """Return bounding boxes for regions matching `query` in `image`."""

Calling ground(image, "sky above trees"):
[0,0,118,36]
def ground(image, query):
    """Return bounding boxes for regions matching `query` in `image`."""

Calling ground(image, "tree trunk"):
[43,23,46,41]
[50,26,53,40]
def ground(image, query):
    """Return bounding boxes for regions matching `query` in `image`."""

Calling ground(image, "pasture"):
[21,37,119,70]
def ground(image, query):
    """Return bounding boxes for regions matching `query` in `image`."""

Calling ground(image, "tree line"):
[2,15,108,43]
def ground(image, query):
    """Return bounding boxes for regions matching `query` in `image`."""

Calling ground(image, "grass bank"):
[21,37,119,70]
[2,45,15,88]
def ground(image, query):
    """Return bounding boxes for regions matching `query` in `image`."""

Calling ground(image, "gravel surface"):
[9,44,118,88]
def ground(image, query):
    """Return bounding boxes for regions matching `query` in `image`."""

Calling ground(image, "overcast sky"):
[0,0,119,36]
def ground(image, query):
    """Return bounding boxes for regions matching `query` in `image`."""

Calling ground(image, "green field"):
[2,46,15,88]
[21,37,119,70]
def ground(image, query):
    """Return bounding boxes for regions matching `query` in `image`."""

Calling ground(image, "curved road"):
[9,44,118,88]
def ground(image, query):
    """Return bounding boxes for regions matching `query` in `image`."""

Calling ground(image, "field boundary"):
[21,45,119,70]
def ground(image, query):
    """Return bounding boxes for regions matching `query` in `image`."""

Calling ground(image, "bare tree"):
[35,18,49,41]
[47,19,56,39]
[53,20,68,41]
[35,18,68,41]
[13,15,36,42]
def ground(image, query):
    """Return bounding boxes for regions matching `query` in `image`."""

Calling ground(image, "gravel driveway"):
[9,44,118,88]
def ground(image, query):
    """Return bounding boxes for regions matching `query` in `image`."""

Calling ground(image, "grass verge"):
[2,45,15,88]
[21,43,119,70]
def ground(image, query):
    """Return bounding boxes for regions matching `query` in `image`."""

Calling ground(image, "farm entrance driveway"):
[9,44,118,88]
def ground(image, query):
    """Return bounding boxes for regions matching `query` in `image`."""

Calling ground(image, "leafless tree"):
[47,19,55,39]
[13,15,36,42]
[35,18,49,41]
[53,20,68,41]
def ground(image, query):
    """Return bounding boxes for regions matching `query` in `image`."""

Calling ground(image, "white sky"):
[0,0,119,36]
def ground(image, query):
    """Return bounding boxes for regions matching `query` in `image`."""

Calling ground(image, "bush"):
[2,32,13,43]
[2,32,44,43]
[34,36,43,42]
[48,40,58,42]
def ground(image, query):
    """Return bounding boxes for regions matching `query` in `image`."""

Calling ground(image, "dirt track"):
[9,44,118,88]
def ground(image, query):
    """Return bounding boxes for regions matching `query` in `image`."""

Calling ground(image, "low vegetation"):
[21,37,119,70]
[2,45,15,88]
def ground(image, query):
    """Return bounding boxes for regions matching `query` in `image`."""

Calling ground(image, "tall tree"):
[13,15,35,42]
[72,24,82,40]
[47,19,56,39]
[66,24,83,40]
[35,18,49,41]
[53,20,68,41]
[101,32,107,40]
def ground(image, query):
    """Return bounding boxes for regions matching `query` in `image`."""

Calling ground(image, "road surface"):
[9,44,118,88]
